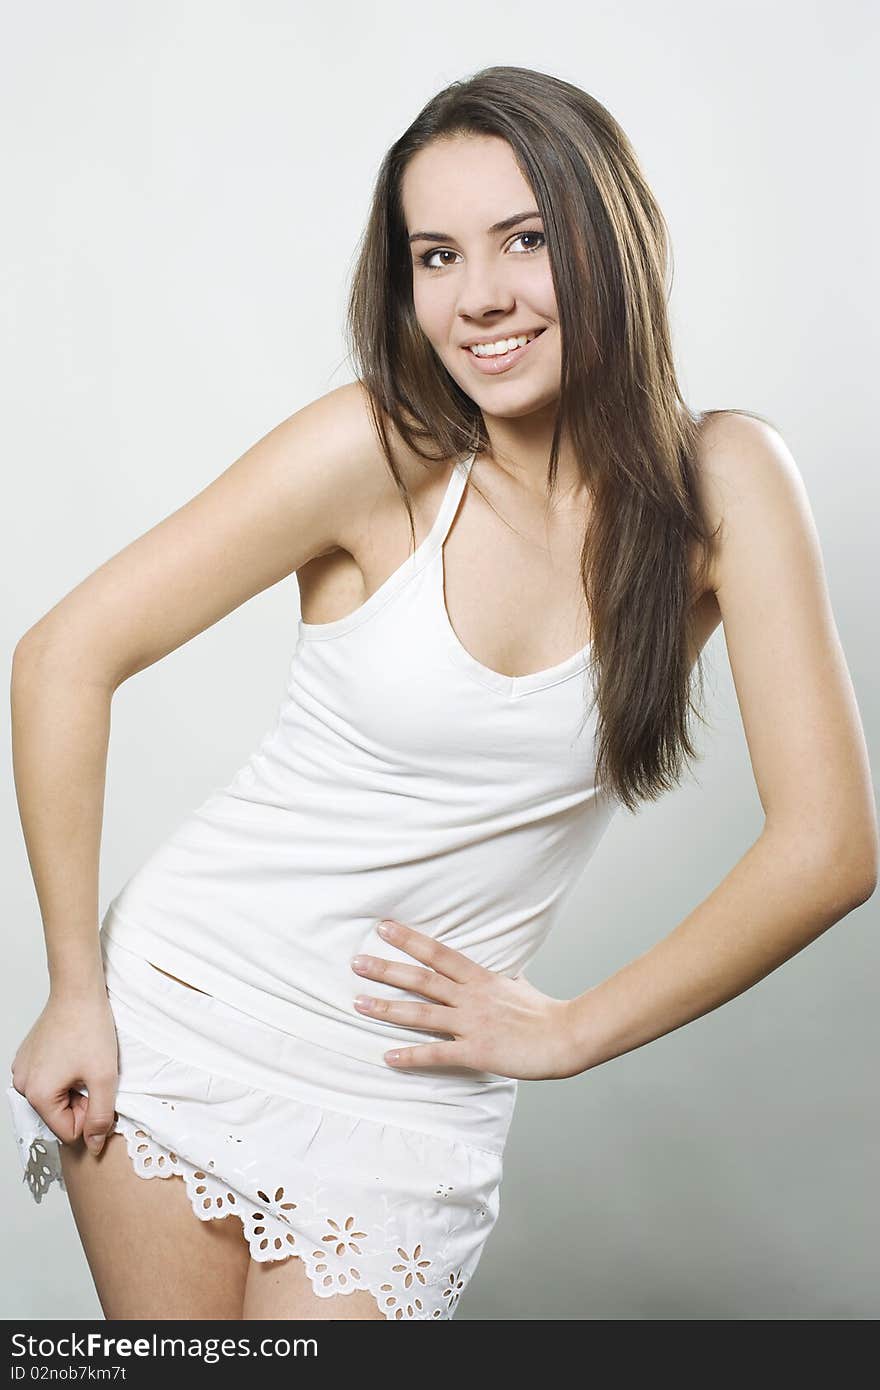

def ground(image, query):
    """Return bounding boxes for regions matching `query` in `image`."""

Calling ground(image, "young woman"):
[7,65,876,1322]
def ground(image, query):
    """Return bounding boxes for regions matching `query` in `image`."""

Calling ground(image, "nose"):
[456,258,515,323]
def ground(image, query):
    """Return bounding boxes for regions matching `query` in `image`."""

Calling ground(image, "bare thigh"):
[243,1257,386,1320]
[59,1130,251,1319]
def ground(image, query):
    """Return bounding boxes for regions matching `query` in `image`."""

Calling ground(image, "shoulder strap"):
[430,451,474,550]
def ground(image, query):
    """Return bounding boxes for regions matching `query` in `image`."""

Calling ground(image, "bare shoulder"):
[268,379,397,557]
[294,383,457,625]
[332,381,449,546]
[246,379,441,563]
[691,409,798,596]
[682,409,798,663]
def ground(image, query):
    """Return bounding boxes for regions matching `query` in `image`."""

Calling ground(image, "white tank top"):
[102,450,619,1078]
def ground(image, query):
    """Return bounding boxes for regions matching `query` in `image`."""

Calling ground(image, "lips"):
[461,326,547,376]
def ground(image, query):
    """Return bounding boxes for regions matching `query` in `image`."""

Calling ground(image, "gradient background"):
[2,0,877,1320]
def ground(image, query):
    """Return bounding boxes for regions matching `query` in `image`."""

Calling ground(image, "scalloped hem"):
[114,1112,458,1317]
[111,1115,462,1318]
[8,1089,472,1319]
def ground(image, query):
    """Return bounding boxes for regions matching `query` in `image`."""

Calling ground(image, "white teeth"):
[467,331,539,357]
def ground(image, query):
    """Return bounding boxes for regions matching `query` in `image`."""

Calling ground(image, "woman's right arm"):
[10,381,395,1153]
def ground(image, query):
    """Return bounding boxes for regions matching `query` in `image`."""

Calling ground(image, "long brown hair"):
[345,64,770,814]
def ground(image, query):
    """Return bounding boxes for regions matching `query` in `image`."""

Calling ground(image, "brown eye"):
[418,248,461,272]
[508,232,545,254]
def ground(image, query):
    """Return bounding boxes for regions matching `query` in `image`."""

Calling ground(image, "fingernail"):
[378,921,397,938]
[385,1050,401,1063]
[87,1135,103,1154]
[351,956,367,970]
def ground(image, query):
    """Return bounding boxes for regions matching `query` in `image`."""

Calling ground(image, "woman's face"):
[401,134,561,421]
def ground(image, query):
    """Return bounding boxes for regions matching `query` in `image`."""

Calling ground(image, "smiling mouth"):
[461,327,547,374]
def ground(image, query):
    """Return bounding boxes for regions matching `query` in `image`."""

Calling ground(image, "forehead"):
[401,135,535,228]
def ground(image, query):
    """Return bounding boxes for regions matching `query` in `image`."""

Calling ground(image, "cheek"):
[411,282,449,345]
[530,265,558,320]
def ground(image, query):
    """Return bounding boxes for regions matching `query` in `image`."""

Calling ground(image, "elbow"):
[12,631,41,680]
[849,820,880,907]
[13,622,58,668]
[766,819,879,915]
[850,863,878,909]
[12,628,57,683]
[818,836,879,913]
[12,627,118,697]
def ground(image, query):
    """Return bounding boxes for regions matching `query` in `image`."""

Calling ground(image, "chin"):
[466,382,560,416]
[487,399,559,421]
[448,364,555,401]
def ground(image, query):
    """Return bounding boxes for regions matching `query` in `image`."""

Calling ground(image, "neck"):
[478,408,587,507]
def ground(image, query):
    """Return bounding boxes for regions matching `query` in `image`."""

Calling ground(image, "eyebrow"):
[407,209,542,246]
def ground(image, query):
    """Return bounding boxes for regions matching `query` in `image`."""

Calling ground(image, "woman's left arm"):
[563,413,878,1073]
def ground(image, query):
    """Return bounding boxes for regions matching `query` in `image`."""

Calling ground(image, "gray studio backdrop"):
[2,1,877,1320]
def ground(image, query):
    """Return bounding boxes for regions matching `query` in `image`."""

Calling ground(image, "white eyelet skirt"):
[6,933,516,1320]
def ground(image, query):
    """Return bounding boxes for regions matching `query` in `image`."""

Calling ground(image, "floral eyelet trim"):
[19,1115,481,1320]
[23,1137,62,1203]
